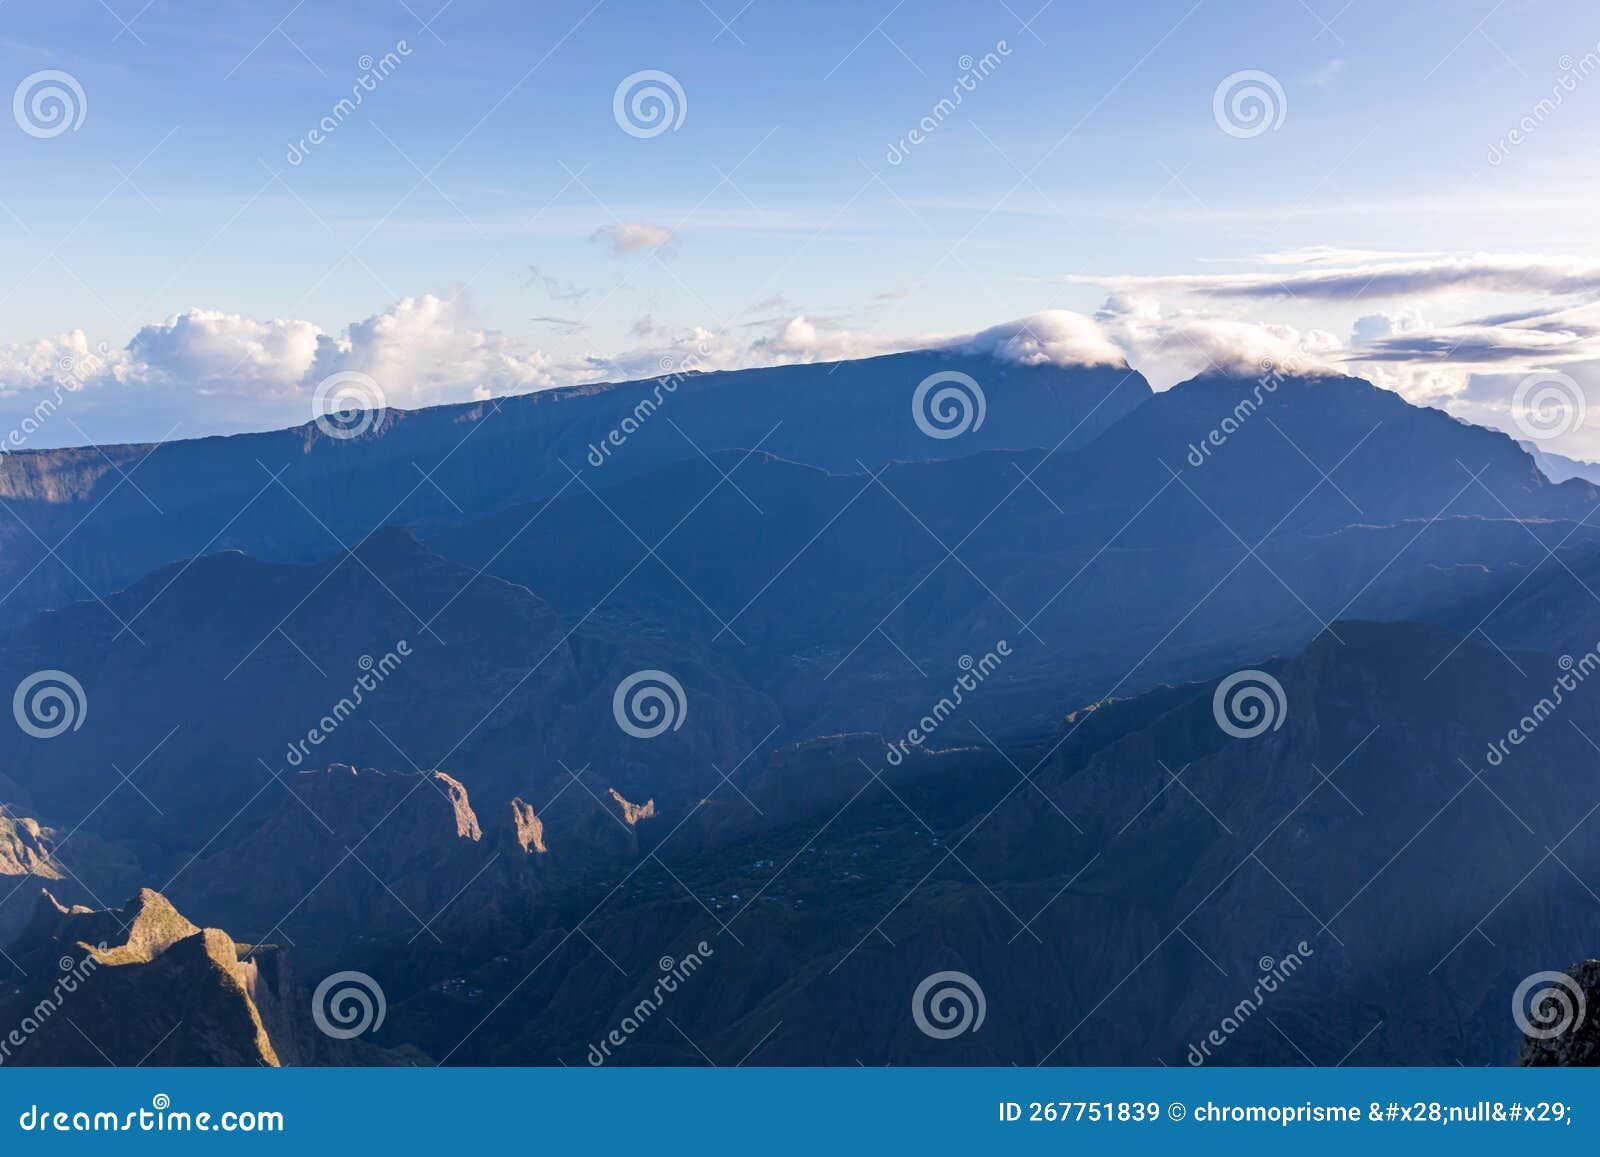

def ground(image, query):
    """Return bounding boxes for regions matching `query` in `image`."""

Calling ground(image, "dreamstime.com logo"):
[1212,69,1286,138]
[0,948,105,1065]
[285,41,413,165]
[1211,669,1286,739]
[586,342,715,467]
[283,643,410,767]
[1186,943,1313,1065]
[311,970,387,1040]
[1513,970,1587,1041]
[1185,353,1305,468]
[1487,43,1600,165]
[12,670,87,739]
[311,371,387,440]
[16,1094,283,1134]
[13,70,86,138]
[912,970,986,1039]
[586,942,716,1065]
[1511,369,1586,442]
[884,40,1012,165]
[1483,649,1600,768]
[0,343,105,457]
[885,643,1011,766]
[912,371,986,440]
[612,669,687,739]
[613,70,687,138]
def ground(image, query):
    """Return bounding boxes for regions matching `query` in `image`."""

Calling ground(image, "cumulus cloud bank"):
[949,311,1127,369]
[0,294,1370,449]
[10,246,1600,456]
[0,293,559,444]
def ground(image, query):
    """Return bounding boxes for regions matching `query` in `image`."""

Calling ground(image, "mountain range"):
[4,341,1600,1066]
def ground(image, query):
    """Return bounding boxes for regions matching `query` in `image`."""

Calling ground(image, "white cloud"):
[1351,307,1428,344]
[950,311,1127,368]
[127,310,319,394]
[576,326,745,382]
[1251,246,1450,266]
[0,330,122,396]
[0,294,561,445]
[751,315,915,363]
[1091,296,1342,387]
[737,309,1129,371]
[590,221,677,256]
[306,293,555,404]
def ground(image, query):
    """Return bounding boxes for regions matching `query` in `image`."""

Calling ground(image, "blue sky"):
[3,0,1600,451]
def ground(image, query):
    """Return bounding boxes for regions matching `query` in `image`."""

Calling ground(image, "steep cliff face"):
[167,764,660,970]
[175,766,507,951]
[0,887,431,1067]
[0,889,282,1066]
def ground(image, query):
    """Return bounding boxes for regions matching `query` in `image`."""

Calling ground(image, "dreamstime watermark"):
[885,643,1010,766]
[1185,943,1314,1065]
[884,41,1012,165]
[1212,69,1286,138]
[311,370,387,440]
[586,342,714,467]
[1185,358,1286,466]
[0,345,106,457]
[13,70,86,139]
[1186,347,1325,467]
[311,970,386,1039]
[613,70,687,138]
[1483,648,1600,767]
[1487,44,1600,165]
[1514,970,1586,1041]
[912,970,986,1039]
[612,669,687,739]
[12,670,87,740]
[1510,369,1586,442]
[17,1096,284,1134]
[912,370,986,439]
[0,948,105,1066]
[285,42,413,165]
[284,643,410,768]
[1211,669,1286,739]
[586,942,715,1064]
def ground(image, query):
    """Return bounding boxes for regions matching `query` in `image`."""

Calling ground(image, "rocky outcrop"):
[1,889,281,1066]
[0,808,144,945]
[0,813,61,881]
[175,765,505,960]
[607,788,656,827]
[508,798,547,855]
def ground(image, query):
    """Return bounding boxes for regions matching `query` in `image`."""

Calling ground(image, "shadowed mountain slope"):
[0,350,1149,628]
[372,619,1600,1066]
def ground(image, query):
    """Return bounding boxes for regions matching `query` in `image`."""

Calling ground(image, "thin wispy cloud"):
[1304,58,1346,88]
[1066,254,1600,301]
